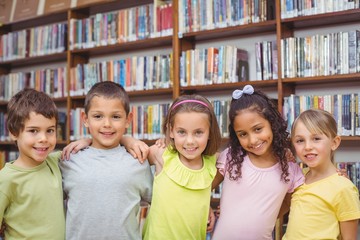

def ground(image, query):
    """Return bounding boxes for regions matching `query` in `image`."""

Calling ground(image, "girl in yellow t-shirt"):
[283,109,360,239]
[142,94,221,240]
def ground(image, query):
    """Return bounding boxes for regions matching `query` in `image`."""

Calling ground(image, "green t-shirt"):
[0,152,65,239]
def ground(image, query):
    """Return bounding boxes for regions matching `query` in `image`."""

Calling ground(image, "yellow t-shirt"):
[283,173,360,239]
[143,148,217,240]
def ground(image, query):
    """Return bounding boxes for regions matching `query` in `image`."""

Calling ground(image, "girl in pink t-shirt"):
[211,85,304,240]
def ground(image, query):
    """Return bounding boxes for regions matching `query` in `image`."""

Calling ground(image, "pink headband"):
[171,99,209,110]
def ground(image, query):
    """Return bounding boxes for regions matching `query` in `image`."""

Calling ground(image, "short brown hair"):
[163,94,221,156]
[84,81,130,115]
[7,88,58,137]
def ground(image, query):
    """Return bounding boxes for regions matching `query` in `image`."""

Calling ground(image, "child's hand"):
[214,205,220,219]
[61,138,92,160]
[207,207,216,233]
[125,139,149,164]
[336,168,349,179]
[154,138,166,148]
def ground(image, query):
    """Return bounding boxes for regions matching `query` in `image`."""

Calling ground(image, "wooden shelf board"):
[0,52,67,68]
[282,9,360,29]
[182,20,277,42]
[180,80,278,93]
[71,36,173,57]
[282,73,360,85]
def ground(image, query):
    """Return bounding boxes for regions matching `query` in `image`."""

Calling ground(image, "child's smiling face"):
[12,112,57,168]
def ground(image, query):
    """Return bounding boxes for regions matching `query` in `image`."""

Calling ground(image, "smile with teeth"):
[184,147,197,152]
[34,147,48,151]
[252,142,263,149]
[101,132,114,136]
[304,153,317,160]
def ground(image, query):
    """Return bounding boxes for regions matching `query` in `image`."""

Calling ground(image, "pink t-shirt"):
[212,148,304,240]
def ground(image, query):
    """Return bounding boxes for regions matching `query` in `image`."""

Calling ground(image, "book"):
[236,48,249,82]
[13,0,40,22]
[44,0,71,14]
[0,0,12,24]
[57,111,67,141]
[76,0,110,7]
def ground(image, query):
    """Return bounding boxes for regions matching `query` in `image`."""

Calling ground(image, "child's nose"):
[38,132,48,142]
[304,141,313,150]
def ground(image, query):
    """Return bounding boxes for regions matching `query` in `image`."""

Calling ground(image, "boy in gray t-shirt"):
[59,81,153,240]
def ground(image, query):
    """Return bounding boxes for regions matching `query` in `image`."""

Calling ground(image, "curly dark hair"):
[227,89,290,182]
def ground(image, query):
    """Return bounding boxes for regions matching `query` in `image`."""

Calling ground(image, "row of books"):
[283,93,360,136]
[0,23,67,62]
[180,46,249,86]
[0,67,67,101]
[178,0,275,34]
[69,99,232,141]
[69,54,172,96]
[337,162,360,191]
[127,103,170,140]
[69,1,173,50]
[281,30,360,78]
[281,0,360,19]
[69,103,171,141]
[256,40,278,81]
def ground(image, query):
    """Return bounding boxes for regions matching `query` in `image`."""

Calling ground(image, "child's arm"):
[148,144,165,174]
[277,193,292,219]
[61,136,149,162]
[339,219,358,240]
[212,170,224,190]
[206,207,216,233]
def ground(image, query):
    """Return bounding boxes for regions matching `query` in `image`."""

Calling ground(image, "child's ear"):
[9,132,17,141]
[169,126,174,138]
[331,135,341,151]
[126,112,133,128]
[81,111,89,128]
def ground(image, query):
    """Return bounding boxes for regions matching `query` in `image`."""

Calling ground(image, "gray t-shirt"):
[59,145,153,240]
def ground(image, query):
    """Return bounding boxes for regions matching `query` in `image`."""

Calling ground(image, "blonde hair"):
[291,109,338,163]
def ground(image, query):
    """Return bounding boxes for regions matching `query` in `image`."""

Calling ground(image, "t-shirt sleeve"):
[0,175,10,222]
[48,151,62,163]
[216,148,229,176]
[335,180,360,222]
[287,162,305,193]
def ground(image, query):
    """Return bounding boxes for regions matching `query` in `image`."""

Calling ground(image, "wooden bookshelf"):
[0,0,358,169]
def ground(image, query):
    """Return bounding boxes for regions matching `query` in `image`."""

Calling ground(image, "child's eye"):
[255,127,262,132]
[294,139,303,144]
[47,129,55,134]
[93,115,102,119]
[238,132,246,138]
[195,130,203,136]
[177,130,185,135]
[113,115,122,120]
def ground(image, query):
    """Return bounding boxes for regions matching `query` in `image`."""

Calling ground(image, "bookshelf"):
[0,0,357,153]
[0,0,359,238]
